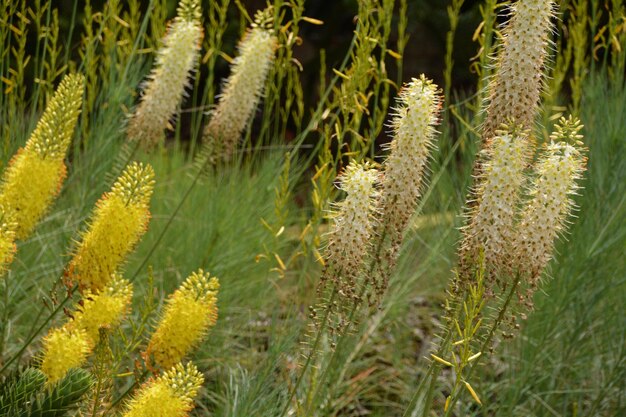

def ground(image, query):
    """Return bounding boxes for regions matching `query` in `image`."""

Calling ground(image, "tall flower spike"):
[40,325,92,385]
[0,74,84,239]
[145,269,219,369]
[127,0,203,147]
[324,161,379,302]
[122,362,204,417]
[380,75,441,250]
[514,117,586,282]
[200,8,277,165]
[71,275,133,341]
[481,0,556,140]
[68,162,154,291]
[460,124,533,279]
[0,205,16,275]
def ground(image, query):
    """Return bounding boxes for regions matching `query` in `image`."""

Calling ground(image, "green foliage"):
[0,368,92,417]
[26,369,93,417]
[0,368,46,416]
[0,0,624,416]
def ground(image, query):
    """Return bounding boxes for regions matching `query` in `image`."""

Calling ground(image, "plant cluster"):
[0,0,624,416]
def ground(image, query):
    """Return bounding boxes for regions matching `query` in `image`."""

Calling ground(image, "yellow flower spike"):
[0,74,84,239]
[380,75,441,247]
[40,325,92,385]
[0,205,16,275]
[68,162,155,291]
[145,269,219,369]
[482,0,556,139]
[127,0,203,147]
[515,118,586,283]
[122,362,204,417]
[72,275,133,342]
[201,7,278,165]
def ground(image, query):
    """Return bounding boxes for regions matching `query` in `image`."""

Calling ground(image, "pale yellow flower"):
[515,118,586,281]
[127,0,203,147]
[482,0,556,139]
[380,75,441,244]
[461,125,533,274]
[201,9,277,164]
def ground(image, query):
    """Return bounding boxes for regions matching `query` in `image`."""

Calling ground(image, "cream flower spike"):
[482,0,556,140]
[201,7,278,165]
[127,0,203,147]
[380,75,441,248]
[515,117,586,282]
[325,161,379,301]
[461,124,533,278]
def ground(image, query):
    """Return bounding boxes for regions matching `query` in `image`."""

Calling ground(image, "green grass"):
[1,1,625,416]
[4,70,624,417]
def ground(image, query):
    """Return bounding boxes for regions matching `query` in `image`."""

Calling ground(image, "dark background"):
[51,0,487,91]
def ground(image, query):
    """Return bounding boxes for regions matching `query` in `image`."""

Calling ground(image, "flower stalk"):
[0,73,84,240]
[121,362,204,417]
[67,162,154,291]
[201,8,277,165]
[482,0,556,139]
[145,269,219,369]
[127,0,203,147]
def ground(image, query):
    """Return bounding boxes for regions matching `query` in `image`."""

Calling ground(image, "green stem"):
[279,286,338,417]
[107,369,150,412]
[0,286,75,374]
[442,278,520,417]
[0,274,9,359]
[407,326,454,417]
[303,228,388,414]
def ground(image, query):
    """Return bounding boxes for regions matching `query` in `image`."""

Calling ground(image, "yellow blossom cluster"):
[146,269,220,369]
[67,162,154,291]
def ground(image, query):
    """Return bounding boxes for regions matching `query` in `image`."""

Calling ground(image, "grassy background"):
[1,0,625,416]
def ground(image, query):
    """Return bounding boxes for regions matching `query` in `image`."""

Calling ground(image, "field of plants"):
[0,0,624,416]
